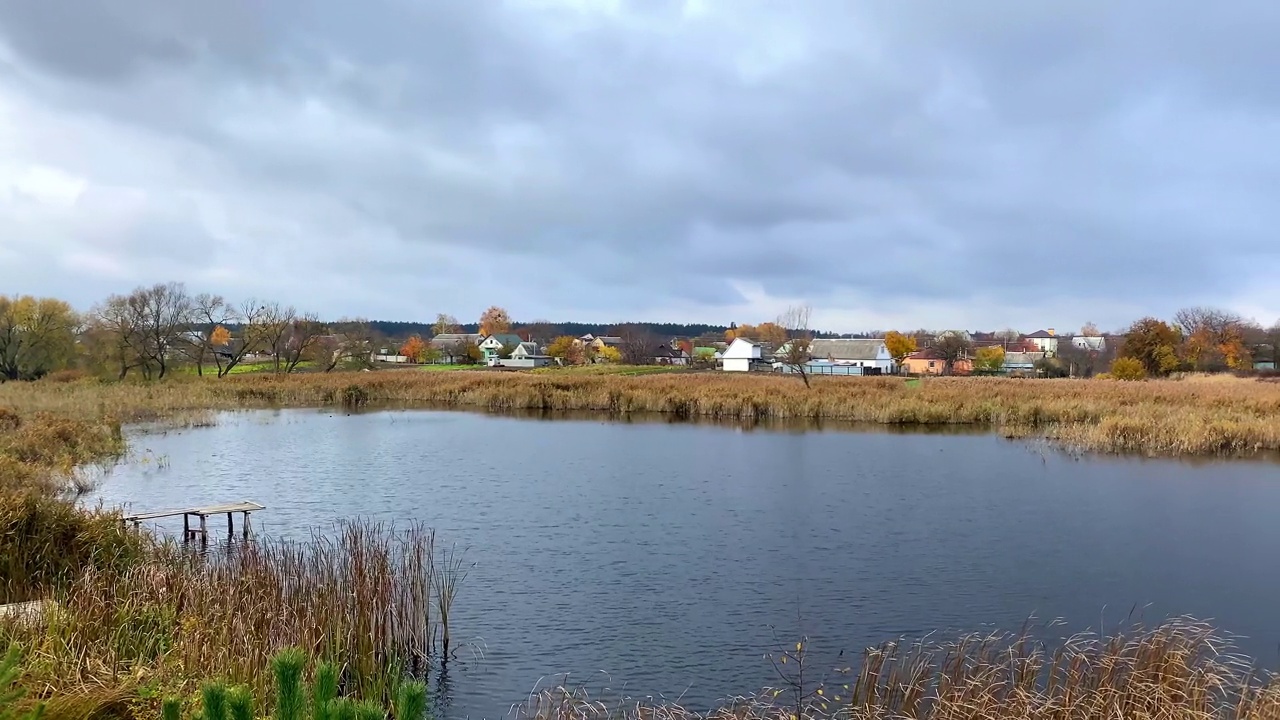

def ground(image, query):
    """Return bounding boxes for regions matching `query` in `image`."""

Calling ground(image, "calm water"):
[89,410,1280,719]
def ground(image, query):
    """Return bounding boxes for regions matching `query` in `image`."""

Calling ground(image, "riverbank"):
[2,371,1278,457]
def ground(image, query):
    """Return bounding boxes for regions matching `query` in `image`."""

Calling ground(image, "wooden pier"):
[122,501,265,543]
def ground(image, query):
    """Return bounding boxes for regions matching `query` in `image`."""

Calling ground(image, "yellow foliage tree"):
[884,331,918,365]
[1110,357,1147,381]
[755,322,788,346]
[209,325,232,347]
[479,306,511,337]
[598,346,622,363]
[974,346,1006,373]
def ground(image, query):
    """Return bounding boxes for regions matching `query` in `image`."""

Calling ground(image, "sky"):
[1,1,1278,334]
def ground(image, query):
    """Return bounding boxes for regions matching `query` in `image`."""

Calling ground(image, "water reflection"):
[91,408,1280,719]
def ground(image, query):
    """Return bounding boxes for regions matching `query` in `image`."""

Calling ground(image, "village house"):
[803,339,897,373]
[647,344,689,365]
[1003,351,1046,376]
[478,334,524,366]
[429,333,483,364]
[721,337,770,372]
[503,341,552,368]
[1070,335,1107,352]
[1024,329,1059,355]
[902,348,973,376]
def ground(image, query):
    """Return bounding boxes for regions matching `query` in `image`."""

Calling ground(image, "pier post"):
[199,514,208,547]
[227,512,234,538]
[242,511,250,539]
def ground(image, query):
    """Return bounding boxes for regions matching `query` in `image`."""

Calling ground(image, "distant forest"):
[366,320,856,341]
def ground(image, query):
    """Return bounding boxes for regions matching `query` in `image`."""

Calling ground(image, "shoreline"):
[4,370,1279,458]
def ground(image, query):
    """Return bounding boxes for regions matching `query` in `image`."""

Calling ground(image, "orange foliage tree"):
[399,335,427,363]
[479,306,512,336]
[209,325,232,348]
[755,322,788,346]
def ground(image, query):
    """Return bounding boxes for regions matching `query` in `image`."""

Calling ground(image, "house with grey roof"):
[1023,329,1059,355]
[1003,351,1046,375]
[504,341,552,368]
[802,338,897,372]
[429,333,483,363]
[478,334,525,366]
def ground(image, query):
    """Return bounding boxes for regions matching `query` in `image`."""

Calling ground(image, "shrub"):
[1110,357,1147,381]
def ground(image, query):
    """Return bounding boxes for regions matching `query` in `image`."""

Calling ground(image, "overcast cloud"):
[1,0,1278,332]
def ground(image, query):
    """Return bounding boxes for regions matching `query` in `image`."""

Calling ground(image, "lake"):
[87,409,1280,719]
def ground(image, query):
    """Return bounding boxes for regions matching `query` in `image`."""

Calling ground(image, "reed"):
[0,521,442,708]
[518,619,1280,720]
[5,371,1280,456]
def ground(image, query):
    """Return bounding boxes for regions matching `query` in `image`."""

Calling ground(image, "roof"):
[485,334,524,347]
[431,333,482,345]
[651,344,687,358]
[1004,351,1046,366]
[513,341,540,355]
[594,336,623,346]
[1024,330,1055,339]
[808,339,887,361]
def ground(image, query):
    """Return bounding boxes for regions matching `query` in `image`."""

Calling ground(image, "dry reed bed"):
[519,619,1280,720]
[3,373,1280,456]
[1,522,446,704]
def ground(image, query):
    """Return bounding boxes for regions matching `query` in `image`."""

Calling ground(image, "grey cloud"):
[1,1,1278,327]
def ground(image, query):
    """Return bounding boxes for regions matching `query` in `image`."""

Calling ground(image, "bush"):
[1110,357,1147,381]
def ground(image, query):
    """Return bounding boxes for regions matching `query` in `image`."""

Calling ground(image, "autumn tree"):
[754,322,788,347]
[400,335,428,363]
[280,314,326,373]
[314,319,376,371]
[545,336,582,365]
[725,323,757,342]
[1174,306,1251,371]
[973,346,1005,374]
[479,306,511,337]
[884,331,918,366]
[1118,318,1182,377]
[89,283,193,380]
[1110,357,1147,381]
[931,331,972,376]
[776,305,814,387]
[598,345,622,363]
[0,295,78,381]
[433,313,460,337]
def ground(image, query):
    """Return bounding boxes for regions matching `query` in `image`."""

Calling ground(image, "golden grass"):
[0,522,439,707]
[519,619,1280,720]
[3,372,1279,457]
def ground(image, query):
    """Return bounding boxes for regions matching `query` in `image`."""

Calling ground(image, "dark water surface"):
[88,409,1280,719]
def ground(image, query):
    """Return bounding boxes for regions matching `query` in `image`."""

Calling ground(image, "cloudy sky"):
[1,1,1277,333]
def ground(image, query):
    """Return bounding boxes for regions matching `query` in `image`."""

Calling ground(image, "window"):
[928,361,936,369]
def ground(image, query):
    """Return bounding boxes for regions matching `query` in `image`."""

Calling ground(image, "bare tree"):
[932,331,973,376]
[256,302,298,373]
[137,282,193,379]
[89,294,146,379]
[777,304,814,388]
[432,313,460,337]
[179,293,233,377]
[615,324,657,365]
[317,318,375,372]
[279,313,325,372]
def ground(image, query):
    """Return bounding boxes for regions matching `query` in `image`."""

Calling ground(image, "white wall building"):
[721,337,764,372]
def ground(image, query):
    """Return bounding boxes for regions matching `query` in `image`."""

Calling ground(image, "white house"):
[1024,329,1059,355]
[721,337,764,372]
[478,334,524,366]
[1071,335,1107,352]
[800,339,897,373]
[503,342,552,368]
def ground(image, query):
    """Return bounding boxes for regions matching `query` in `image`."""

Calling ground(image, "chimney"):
[1048,328,1055,337]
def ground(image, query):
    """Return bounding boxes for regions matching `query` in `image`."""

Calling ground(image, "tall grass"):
[0,521,441,706]
[4,372,1280,456]
[518,619,1280,720]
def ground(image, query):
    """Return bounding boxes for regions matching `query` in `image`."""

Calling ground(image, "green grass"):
[178,361,316,377]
